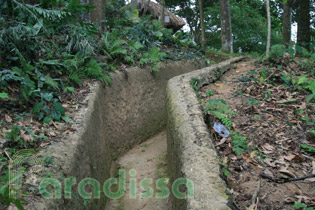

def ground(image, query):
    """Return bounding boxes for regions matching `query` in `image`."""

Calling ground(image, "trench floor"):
[106,130,171,210]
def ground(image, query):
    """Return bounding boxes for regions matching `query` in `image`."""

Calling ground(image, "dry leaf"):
[223,156,228,164]
[279,168,295,178]
[264,158,276,167]
[242,153,252,163]
[4,114,12,123]
[22,134,33,142]
[214,83,224,87]
[215,138,227,146]
[7,205,18,210]
[250,151,256,158]
[283,155,295,161]
[263,168,274,177]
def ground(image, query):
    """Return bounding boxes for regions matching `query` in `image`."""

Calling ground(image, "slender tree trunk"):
[160,0,165,27]
[297,0,310,51]
[220,0,233,53]
[266,0,271,57]
[282,0,292,48]
[199,0,206,49]
[90,0,106,30]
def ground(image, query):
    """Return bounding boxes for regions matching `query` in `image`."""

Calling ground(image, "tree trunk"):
[297,0,310,51]
[160,0,165,27]
[90,0,106,30]
[282,0,292,48]
[266,0,271,57]
[220,0,233,53]
[199,0,206,49]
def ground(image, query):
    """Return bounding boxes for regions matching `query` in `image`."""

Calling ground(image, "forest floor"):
[198,58,315,210]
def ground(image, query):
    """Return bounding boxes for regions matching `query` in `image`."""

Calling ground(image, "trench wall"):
[166,57,244,210]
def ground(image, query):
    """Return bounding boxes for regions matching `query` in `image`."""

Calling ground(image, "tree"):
[89,0,105,24]
[220,0,233,53]
[160,0,166,26]
[282,0,294,48]
[297,0,311,51]
[199,0,206,49]
[266,0,271,57]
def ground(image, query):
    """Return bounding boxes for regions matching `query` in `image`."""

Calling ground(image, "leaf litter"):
[199,58,315,209]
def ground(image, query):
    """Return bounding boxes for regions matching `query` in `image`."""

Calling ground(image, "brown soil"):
[106,130,170,210]
[199,59,315,210]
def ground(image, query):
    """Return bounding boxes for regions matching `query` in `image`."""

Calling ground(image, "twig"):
[4,149,12,161]
[260,173,315,183]
[251,179,261,205]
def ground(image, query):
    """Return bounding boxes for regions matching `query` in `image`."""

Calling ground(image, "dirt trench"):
[106,131,170,210]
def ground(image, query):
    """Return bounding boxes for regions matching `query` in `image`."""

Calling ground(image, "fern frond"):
[211,111,233,129]
[44,75,59,90]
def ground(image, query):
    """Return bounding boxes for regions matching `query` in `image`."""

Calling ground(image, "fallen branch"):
[260,173,315,183]
[251,179,261,205]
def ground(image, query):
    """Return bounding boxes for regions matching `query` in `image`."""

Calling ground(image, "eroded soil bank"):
[106,130,170,210]
[199,60,315,209]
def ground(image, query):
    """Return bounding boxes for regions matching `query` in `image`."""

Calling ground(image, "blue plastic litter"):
[213,122,230,138]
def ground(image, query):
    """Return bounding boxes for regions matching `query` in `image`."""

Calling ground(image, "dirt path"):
[106,130,170,210]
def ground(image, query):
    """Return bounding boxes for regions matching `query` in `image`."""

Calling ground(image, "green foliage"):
[203,0,282,53]
[205,99,236,115]
[247,98,262,105]
[206,90,215,97]
[205,99,235,129]
[232,132,248,155]
[292,202,314,210]
[211,111,233,129]
[32,96,66,123]
[0,93,8,99]
[0,0,111,112]
[0,169,27,210]
[270,44,286,58]
[300,144,315,154]
[190,78,201,93]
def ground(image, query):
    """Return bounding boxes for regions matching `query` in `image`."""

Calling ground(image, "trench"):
[35,57,242,210]
[106,130,170,210]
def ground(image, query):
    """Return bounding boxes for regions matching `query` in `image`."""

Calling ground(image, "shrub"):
[270,44,286,58]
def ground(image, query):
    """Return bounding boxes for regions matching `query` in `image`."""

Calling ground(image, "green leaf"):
[300,144,315,153]
[32,102,44,114]
[222,169,230,178]
[51,109,61,121]
[0,93,9,99]
[133,41,144,50]
[44,116,51,124]
[206,90,215,97]
[41,93,53,102]
[53,102,65,115]
[62,115,74,123]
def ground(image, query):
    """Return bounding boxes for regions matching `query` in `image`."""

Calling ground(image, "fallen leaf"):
[264,158,276,167]
[250,151,256,158]
[147,158,152,162]
[283,155,296,161]
[263,168,274,177]
[279,168,295,178]
[215,138,227,146]
[22,134,33,142]
[214,83,224,87]
[5,114,12,123]
[242,153,252,163]
[312,161,315,174]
